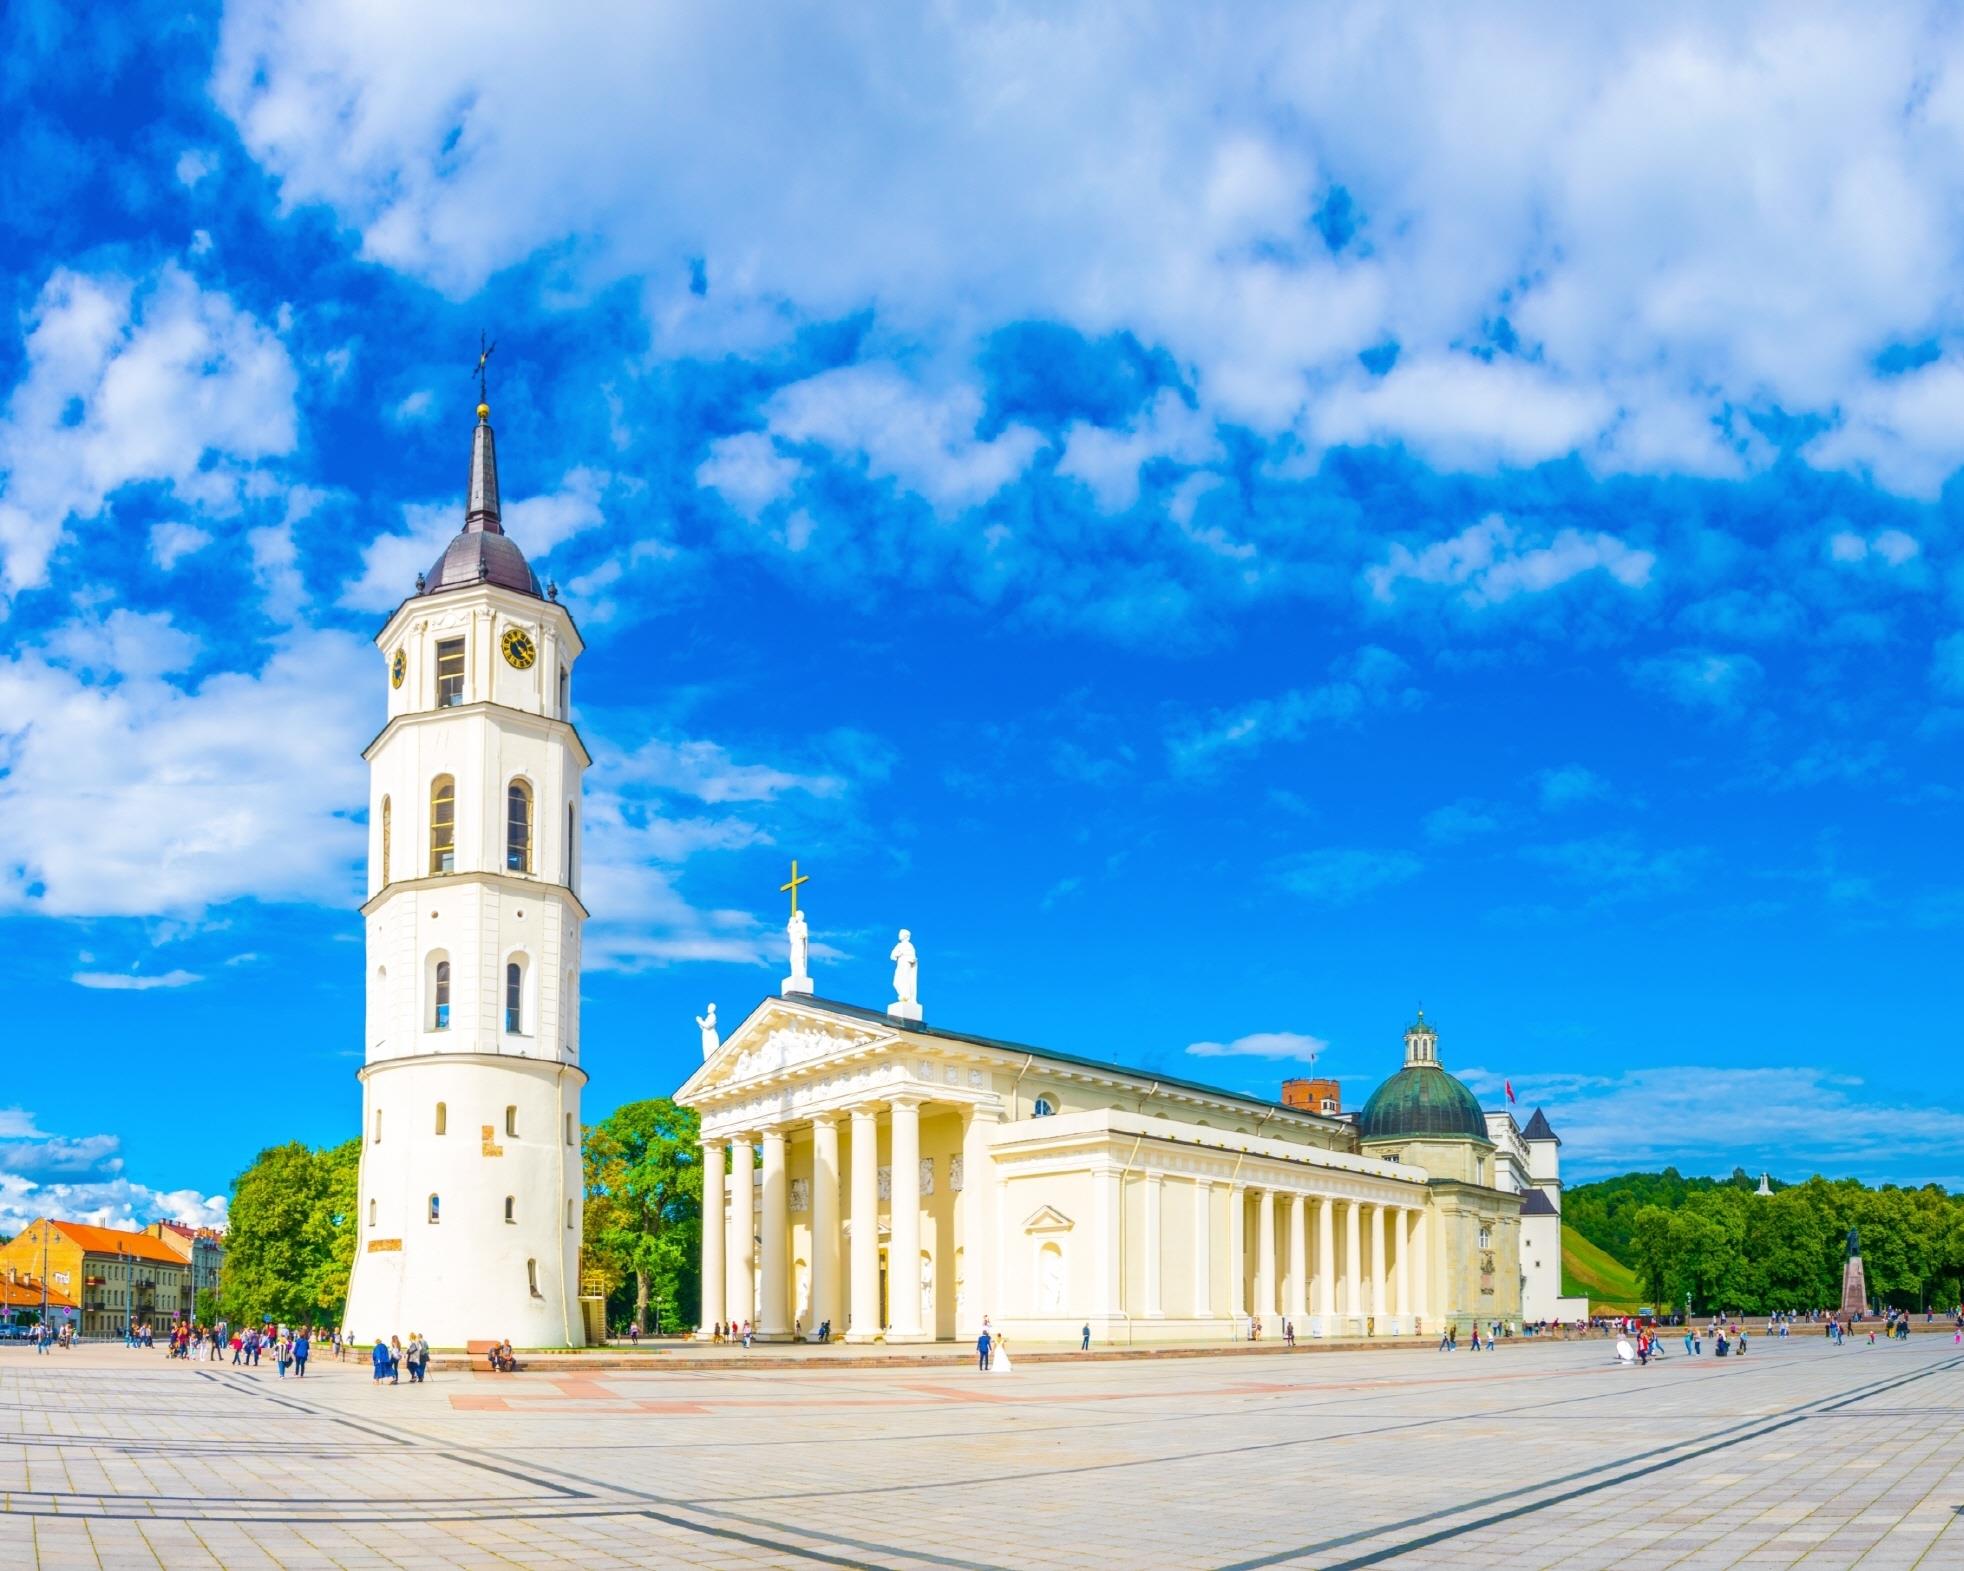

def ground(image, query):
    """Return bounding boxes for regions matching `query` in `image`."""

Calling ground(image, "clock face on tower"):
[390,649,406,688]
[501,627,537,670]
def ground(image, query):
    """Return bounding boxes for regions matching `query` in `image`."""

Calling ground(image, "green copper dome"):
[1358,1063,1489,1142]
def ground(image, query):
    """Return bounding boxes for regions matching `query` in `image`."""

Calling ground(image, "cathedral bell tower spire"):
[466,404,502,534]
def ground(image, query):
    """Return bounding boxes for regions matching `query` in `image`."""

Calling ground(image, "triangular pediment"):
[1022,1205,1074,1234]
[676,997,894,1102]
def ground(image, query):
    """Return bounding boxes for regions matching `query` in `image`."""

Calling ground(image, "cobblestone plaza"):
[1,1338,1959,1569]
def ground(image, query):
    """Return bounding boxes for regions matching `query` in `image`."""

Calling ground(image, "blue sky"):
[4,1,1964,1232]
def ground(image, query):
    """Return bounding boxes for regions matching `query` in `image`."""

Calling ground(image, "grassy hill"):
[1561,1224,1645,1311]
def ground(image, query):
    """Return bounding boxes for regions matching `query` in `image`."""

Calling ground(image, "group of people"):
[974,1318,1015,1372]
[368,1333,431,1383]
[164,1321,316,1374]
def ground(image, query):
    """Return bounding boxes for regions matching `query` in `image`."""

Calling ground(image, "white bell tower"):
[341,396,589,1349]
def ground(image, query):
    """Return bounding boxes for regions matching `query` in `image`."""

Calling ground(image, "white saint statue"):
[695,1003,719,1060]
[787,909,809,982]
[890,928,918,1005]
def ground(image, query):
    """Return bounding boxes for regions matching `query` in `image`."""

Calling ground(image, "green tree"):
[194,1288,219,1323]
[583,1099,703,1334]
[219,1138,362,1328]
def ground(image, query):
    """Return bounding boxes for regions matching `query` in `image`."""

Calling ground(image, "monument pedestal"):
[782,974,812,997]
[1840,1253,1867,1319]
[887,1001,923,1022]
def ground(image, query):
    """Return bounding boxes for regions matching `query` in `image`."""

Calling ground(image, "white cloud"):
[213,6,1964,490]
[1275,847,1422,904]
[0,619,370,918]
[0,1170,228,1235]
[71,969,203,991]
[1632,646,1763,711]
[1056,390,1221,513]
[1463,1065,1964,1184]
[1186,1030,1328,1061]
[0,263,295,595]
[1535,764,1608,810]
[763,365,1042,514]
[175,148,217,187]
[148,520,213,570]
[1170,645,1417,773]
[1424,801,1499,843]
[1367,514,1654,609]
[1825,527,1921,567]
[696,431,804,519]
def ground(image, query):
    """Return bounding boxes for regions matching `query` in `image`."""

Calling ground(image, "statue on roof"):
[890,929,918,1005]
[696,1003,719,1060]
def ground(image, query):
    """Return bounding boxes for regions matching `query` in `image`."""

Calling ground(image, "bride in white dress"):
[993,1334,1014,1374]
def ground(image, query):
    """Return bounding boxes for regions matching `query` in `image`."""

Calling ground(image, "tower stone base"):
[1839,1254,1867,1319]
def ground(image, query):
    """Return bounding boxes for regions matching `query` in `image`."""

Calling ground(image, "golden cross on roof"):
[780,859,810,918]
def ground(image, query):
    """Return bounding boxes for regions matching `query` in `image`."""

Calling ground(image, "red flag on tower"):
[1505,1079,1517,1105]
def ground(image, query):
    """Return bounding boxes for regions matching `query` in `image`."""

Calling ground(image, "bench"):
[466,1339,518,1373]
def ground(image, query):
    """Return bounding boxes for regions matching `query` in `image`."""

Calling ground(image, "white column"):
[1370,1202,1387,1332]
[888,1098,925,1340]
[726,1138,754,1330]
[846,1107,880,1342]
[1344,1200,1362,1321]
[958,1107,996,1338]
[1093,1162,1122,1323]
[1193,1181,1213,1317]
[1255,1188,1276,1323]
[1287,1194,1308,1323]
[1228,1185,1247,1318]
[758,1126,790,1339]
[1395,1205,1412,1322]
[698,1140,725,1336]
[1316,1196,1335,1320]
[1143,1174,1163,1317]
[1413,1205,1432,1327]
[810,1115,841,1340]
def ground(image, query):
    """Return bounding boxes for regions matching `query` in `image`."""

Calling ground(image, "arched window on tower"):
[433,959,451,1031]
[428,1194,441,1224]
[527,1258,540,1297]
[435,1102,447,1136]
[379,795,391,885]
[369,1199,376,1227]
[504,1196,515,1224]
[505,960,524,1034]
[505,1105,518,1138]
[373,1108,383,1143]
[506,779,532,873]
[429,776,455,874]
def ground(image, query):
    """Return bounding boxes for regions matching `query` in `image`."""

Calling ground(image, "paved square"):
[1,1337,1959,1569]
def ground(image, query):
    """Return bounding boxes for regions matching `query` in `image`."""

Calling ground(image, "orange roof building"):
[0,1219,192,1333]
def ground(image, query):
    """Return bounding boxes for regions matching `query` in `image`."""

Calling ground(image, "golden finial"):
[476,402,490,421]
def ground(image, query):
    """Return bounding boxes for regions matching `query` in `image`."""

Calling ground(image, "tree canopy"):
[582,1098,703,1334]
[218,1138,360,1327]
[1569,1169,1964,1315]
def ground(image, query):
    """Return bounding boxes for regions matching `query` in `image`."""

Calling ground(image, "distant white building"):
[1485,1106,1588,1324]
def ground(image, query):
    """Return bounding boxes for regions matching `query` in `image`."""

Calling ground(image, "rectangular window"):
[505,962,522,1034]
[435,638,465,706]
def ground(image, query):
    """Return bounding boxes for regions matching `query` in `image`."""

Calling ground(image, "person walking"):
[977,1321,992,1372]
[1081,1323,1091,1352]
[371,1336,392,1384]
[292,1328,310,1377]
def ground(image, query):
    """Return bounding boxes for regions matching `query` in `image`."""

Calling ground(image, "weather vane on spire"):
[473,332,497,413]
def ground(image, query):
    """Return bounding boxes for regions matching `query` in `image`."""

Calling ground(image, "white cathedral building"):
[341,399,589,1348]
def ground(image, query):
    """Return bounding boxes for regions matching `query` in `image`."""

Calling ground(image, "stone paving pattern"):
[1,1336,1958,1569]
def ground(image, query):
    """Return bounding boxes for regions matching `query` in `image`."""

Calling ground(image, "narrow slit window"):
[435,1102,447,1136]
[435,637,465,706]
[373,1108,383,1143]
[505,1105,517,1139]
[429,775,455,874]
[428,1194,441,1224]
[505,961,522,1033]
[564,1112,573,1146]
[506,780,532,873]
[379,795,391,885]
[504,1196,515,1224]
[566,1199,574,1229]
[527,1258,540,1297]
[369,1199,377,1227]
[434,960,451,1030]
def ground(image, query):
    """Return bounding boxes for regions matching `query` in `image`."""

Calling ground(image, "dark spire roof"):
[1521,1107,1561,1144]
[419,403,543,600]
[1519,1188,1558,1216]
